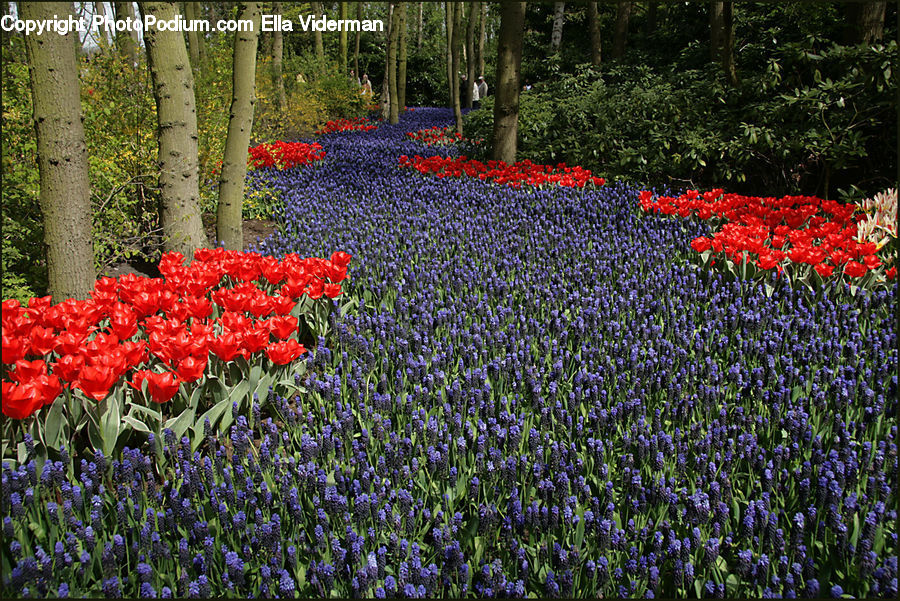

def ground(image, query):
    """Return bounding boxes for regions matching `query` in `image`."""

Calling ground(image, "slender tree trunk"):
[398,2,408,111]
[417,2,424,50]
[94,2,112,49]
[445,2,456,110]
[340,1,348,73]
[184,1,201,72]
[388,3,400,123]
[613,1,631,59]
[451,1,464,132]
[354,1,362,78]
[587,1,601,66]
[478,2,487,76]
[140,1,209,256]
[114,1,139,65]
[550,2,565,54]
[217,2,260,251]
[710,1,724,62]
[312,1,325,60]
[722,1,739,86]
[465,2,478,108]
[22,1,96,302]
[844,1,887,45]
[491,1,525,163]
[381,3,392,120]
[647,1,657,34]
[272,2,286,114]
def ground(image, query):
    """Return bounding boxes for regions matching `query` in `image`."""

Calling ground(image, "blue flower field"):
[3,108,896,598]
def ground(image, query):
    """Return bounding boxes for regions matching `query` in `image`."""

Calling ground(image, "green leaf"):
[101,399,121,457]
[122,415,151,433]
[43,398,66,450]
[165,408,196,441]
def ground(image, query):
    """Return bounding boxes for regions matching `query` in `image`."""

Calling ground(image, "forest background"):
[1,1,897,304]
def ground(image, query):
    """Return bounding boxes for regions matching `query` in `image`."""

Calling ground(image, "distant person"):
[472,79,481,109]
[459,73,468,105]
[349,69,360,87]
[477,76,488,99]
[361,74,373,100]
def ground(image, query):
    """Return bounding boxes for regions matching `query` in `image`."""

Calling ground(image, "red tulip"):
[1,380,43,419]
[53,353,86,384]
[28,325,57,356]
[1,333,26,365]
[242,327,270,354]
[75,364,118,402]
[265,315,298,340]
[324,283,342,298]
[266,339,307,365]
[844,261,868,278]
[210,331,243,362]
[176,355,207,383]
[9,359,48,384]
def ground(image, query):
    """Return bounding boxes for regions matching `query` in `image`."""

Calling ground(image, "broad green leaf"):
[165,408,196,441]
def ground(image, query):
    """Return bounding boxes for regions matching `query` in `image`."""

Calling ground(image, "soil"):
[100,216,279,280]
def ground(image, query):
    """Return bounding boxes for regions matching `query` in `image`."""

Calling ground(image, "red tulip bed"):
[1,248,351,459]
[406,125,480,147]
[398,154,606,189]
[247,141,327,170]
[315,117,378,135]
[638,188,897,290]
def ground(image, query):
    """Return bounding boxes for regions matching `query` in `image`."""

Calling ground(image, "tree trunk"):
[722,1,739,87]
[587,1,601,66]
[709,1,723,62]
[844,1,887,45]
[490,1,525,163]
[613,1,631,59]
[451,1,464,132]
[647,1,657,34]
[354,1,362,78]
[398,2,408,111]
[550,2,565,54]
[465,2,478,108]
[216,2,260,251]
[388,3,400,123]
[381,3,393,120]
[418,2,424,49]
[184,1,201,73]
[478,2,487,76]
[340,1,348,73]
[312,1,325,60]
[140,1,209,256]
[22,1,96,302]
[272,1,286,114]
[113,1,140,65]
[93,2,111,49]
[445,2,456,110]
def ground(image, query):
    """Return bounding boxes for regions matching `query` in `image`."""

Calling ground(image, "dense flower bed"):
[2,108,896,599]
[1,248,349,427]
[316,118,378,135]
[398,154,605,189]
[639,188,897,286]
[406,125,480,147]
[247,141,326,170]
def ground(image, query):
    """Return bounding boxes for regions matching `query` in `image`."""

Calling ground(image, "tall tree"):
[140,1,209,256]
[417,2,424,49]
[184,2,206,70]
[21,1,96,302]
[381,3,393,120]
[387,2,400,123]
[721,1,738,86]
[272,1,286,114]
[217,2,261,251]
[312,1,325,60]
[613,1,631,59]
[445,2,456,110]
[339,1,348,73]
[93,2,112,49]
[451,0,464,132]
[550,2,565,54]
[465,2,479,108]
[587,1,601,66]
[354,1,362,79]
[397,2,409,111]
[113,1,140,65]
[709,1,724,62]
[478,2,487,77]
[490,1,525,163]
[844,1,887,45]
[647,1,658,34]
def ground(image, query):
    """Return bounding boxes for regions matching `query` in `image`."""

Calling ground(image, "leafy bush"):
[465,39,897,202]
